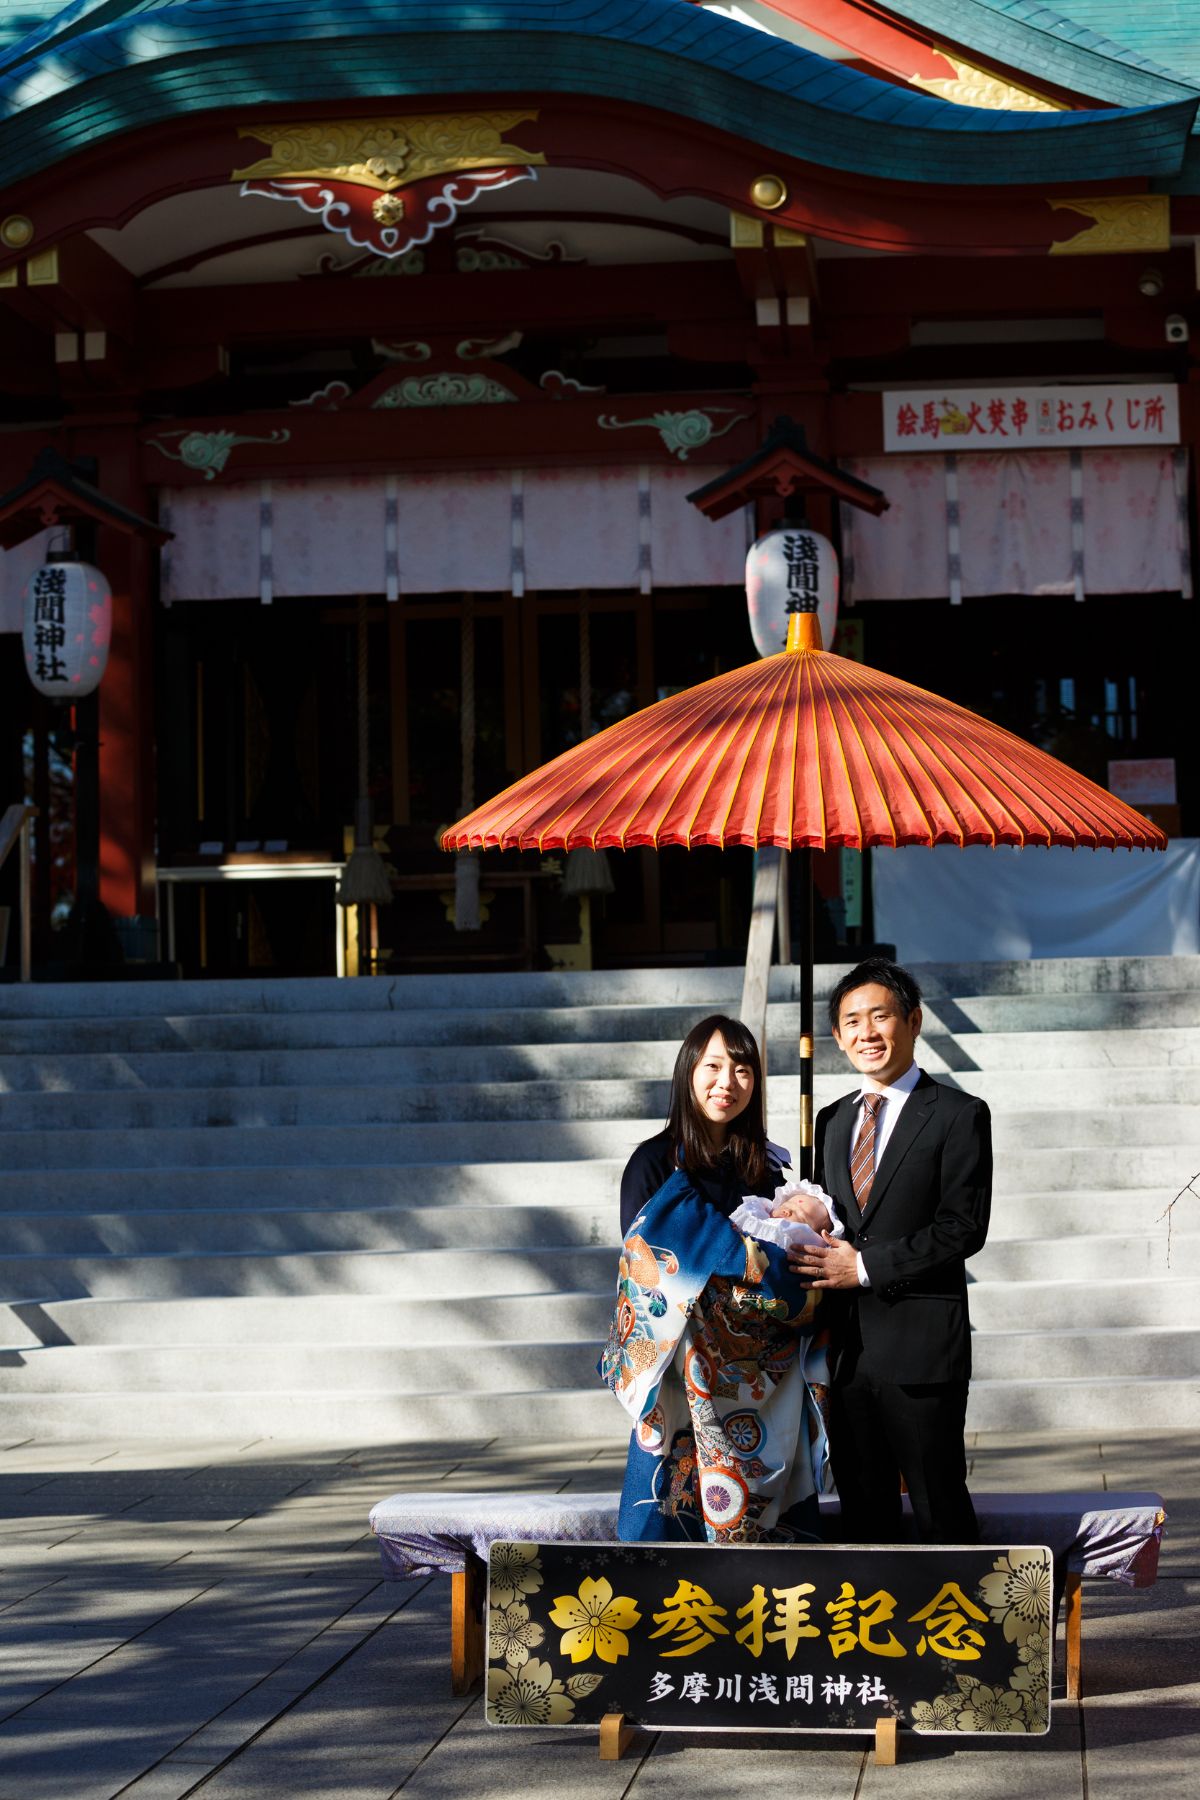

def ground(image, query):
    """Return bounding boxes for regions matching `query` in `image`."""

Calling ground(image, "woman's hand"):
[771,1195,829,1231]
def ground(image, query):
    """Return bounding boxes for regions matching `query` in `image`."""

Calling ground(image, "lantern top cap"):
[686,417,889,523]
[0,447,171,551]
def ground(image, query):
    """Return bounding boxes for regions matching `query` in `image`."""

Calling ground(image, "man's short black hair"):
[828,957,922,1033]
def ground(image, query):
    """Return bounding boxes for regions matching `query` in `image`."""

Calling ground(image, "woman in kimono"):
[601,1014,835,1545]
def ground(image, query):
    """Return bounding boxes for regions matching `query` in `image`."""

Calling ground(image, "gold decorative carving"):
[1,213,33,249]
[773,225,808,250]
[372,193,406,226]
[909,50,1060,112]
[25,247,58,286]
[1048,195,1171,256]
[233,112,544,191]
[751,174,788,211]
[730,212,764,249]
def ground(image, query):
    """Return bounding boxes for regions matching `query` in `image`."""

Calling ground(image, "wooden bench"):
[368,1488,1166,1701]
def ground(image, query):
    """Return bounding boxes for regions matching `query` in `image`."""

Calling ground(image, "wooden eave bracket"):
[686,415,888,521]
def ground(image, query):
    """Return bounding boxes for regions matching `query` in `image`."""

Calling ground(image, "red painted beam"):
[137,389,760,484]
[0,95,1155,292]
[817,249,1194,316]
[139,260,748,346]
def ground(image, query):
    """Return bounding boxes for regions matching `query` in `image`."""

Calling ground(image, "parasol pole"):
[797,846,815,1180]
[786,609,822,1180]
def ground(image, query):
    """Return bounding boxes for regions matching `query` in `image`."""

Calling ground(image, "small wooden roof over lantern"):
[0,447,171,551]
[685,415,889,523]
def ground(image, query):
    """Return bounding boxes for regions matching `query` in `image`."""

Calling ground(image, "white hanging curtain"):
[0,529,54,634]
[158,468,750,603]
[842,447,1191,602]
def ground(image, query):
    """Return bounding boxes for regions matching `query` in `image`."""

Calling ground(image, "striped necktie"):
[850,1092,885,1211]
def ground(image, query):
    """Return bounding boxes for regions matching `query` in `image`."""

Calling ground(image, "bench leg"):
[874,1717,899,1765]
[452,1564,485,1695]
[1064,1571,1082,1701]
[599,1712,636,1760]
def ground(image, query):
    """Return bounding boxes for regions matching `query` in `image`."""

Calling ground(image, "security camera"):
[1165,314,1189,343]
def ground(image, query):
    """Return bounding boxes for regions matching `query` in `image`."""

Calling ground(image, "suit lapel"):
[858,1075,938,1228]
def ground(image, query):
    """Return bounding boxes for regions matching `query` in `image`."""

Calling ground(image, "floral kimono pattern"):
[599,1170,831,1544]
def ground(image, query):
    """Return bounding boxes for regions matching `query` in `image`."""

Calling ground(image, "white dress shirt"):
[847,1060,923,1287]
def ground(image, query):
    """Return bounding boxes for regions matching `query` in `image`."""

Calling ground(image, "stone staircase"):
[0,957,1197,1440]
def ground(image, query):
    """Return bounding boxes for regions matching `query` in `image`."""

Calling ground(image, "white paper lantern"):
[745,525,838,659]
[22,557,112,698]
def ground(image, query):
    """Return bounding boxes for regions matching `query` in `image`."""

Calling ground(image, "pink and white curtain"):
[158,467,751,604]
[842,447,1191,603]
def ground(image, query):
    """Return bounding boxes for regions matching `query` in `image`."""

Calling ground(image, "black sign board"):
[485,1541,1051,1737]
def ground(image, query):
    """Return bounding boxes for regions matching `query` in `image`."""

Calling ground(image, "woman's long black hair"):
[663,1013,768,1192]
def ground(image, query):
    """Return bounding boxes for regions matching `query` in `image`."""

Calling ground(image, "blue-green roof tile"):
[876,2,1198,108]
[0,1,1193,191]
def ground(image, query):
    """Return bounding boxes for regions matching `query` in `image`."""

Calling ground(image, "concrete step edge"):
[6,1324,1195,1355]
[5,1229,1198,1263]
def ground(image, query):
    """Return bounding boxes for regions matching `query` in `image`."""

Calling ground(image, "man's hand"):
[787,1231,861,1289]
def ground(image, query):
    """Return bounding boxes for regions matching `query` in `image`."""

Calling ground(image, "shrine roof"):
[866,2,1198,109]
[1049,3,1200,91]
[0,1,1195,192]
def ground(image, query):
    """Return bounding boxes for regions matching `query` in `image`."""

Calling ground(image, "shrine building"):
[0,0,1197,978]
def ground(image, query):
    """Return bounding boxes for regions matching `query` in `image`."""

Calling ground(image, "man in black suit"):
[789,957,991,1544]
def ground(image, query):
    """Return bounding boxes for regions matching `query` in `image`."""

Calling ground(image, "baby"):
[729,1178,844,1252]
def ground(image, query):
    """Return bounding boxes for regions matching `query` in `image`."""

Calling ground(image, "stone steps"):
[0,1291,613,1349]
[2,1325,1195,1396]
[2,956,1197,1018]
[3,1062,1199,1118]
[0,1187,1180,1257]
[4,1025,1200,1090]
[0,1118,1196,1191]
[1,1230,1193,1305]
[5,1071,1200,1131]
[0,1244,612,1303]
[0,1376,1195,1441]
[2,991,1199,1060]
[4,1273,1194,1357]
[0,956,1196,1435]
[0,1160,626,1213]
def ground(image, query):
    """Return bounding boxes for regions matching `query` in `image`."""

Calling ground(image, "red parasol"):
[443,616,1166,1171]
[444,622,1164,856]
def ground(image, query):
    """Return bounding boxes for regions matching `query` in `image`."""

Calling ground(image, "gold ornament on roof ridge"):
[1048,194,1171,256]
[233,111,544,191]
[909,50,1060,112]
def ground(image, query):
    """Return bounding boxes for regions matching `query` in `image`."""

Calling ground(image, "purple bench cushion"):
[369,1488,1165,1587]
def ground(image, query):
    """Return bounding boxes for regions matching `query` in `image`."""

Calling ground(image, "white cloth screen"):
[0,530,54,634]
[872,839,1200,962]
[844,447,1190,602]
[156,468,750,603]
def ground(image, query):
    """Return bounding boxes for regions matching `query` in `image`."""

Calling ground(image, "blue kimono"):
[599,1170,831,1544]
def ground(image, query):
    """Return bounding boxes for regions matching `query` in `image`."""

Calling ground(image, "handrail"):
[739,847,786,1077]
[0,804,37,982]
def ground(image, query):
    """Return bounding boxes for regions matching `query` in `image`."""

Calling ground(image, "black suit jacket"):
[814,1072,992,1386]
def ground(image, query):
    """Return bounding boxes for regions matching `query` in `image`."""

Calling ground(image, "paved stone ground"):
[0,1429,1195,1799]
